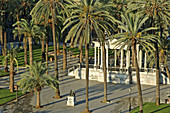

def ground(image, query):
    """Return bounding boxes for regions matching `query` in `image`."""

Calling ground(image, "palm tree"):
[0,0,8,72]
[3,43,19,92]
[7,0,29,66]
[62,0,115,112]
[0,0,5,56]
[17,61,59,108]
[31,0,70,98]
[128,0,170,106]
[147,32,170,80]
[112,13,157,113]
[159,36,170,80]
[50,0,60,98]
[13,25,28,66]
[13,19,42,66]
[7,0,22,46]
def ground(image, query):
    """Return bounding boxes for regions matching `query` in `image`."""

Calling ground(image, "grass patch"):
[130,102,170,113]
[0,88,24,105]
[0,45,96,67]
[0,70,9,77]
[67,47,94,57]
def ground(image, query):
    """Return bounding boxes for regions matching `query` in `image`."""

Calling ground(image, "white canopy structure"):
[67,39,169,85]
[92,39,146,70]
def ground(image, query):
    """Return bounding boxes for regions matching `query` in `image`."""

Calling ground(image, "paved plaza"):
[0,53,170,113]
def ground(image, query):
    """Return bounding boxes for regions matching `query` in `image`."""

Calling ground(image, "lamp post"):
[129,88,132,111]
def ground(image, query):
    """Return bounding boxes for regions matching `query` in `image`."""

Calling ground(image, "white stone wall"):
[68,68,169,86]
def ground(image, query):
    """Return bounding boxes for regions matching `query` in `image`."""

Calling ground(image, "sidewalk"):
[0,54,170,113]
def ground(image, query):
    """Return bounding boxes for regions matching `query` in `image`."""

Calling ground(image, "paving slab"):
[0,54,170,113]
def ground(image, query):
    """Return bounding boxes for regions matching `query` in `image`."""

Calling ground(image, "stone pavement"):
[0,53,170,113]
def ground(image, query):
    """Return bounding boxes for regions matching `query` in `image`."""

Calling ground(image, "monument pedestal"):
[67,96,76,106]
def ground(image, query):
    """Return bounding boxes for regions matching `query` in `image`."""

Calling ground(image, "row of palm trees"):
[0,0,169,113]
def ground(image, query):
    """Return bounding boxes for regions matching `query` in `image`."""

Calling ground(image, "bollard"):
[14,85,18,102]
[129,88,132,111]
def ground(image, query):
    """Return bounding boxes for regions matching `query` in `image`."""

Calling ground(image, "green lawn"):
[0,88,24,105]
[0,70,9,77]
[130,102,170,113]
[67,47,94,57]
[0,45,96,67]
[0,45,57,67]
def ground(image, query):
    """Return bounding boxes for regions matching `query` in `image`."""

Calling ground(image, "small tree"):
[3,43,19,92]
[17,61,59,108]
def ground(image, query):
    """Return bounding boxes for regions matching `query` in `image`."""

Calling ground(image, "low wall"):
[68,67,169,85]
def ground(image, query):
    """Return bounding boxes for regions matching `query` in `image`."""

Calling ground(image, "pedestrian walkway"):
[0,53,170,113]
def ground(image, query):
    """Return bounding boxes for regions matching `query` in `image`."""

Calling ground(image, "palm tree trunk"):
[41,36,45,59]
[4,29,8,72]
[50,0,60,98]
[132,47,135,67]
[57,38,60,54]
[63,41,67,70]
[17,12,21,47]
[36,90,41,108]
[155,43,160,106]
[10,60,14,92]
[165,65,170,80]
[0,5,5,56]
[102,43,108,103]
[155,18,163,105]
[28,36,33,66]
[82,43,91,113]
[46,39,49,75]
[133,40,143,113]
[24,37,27,65]
[80,46,83,63]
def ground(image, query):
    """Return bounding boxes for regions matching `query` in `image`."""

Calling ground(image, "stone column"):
[139,50,142,68]
[100,46,103,68]
[120,49,124,68]
[106,46,109,69]
[98,47,100,66]
[94,47,97,66]
[114,50,117,67]
[144,52,147,69]
[137,45,139,61]
[126,50,130,69]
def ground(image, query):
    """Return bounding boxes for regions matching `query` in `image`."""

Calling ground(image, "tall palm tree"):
[62,0,115,112]
[128,0,170,105]
[0,0,8,72]
[159,36,170,80]
[147,31,170,80]
[17,61,59,108]
[31,0,69,98]
[0,0,5,56]
[3,43,19,92]
[7,0,22,46]
[13,19,42,66]
[112,13,157,113]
